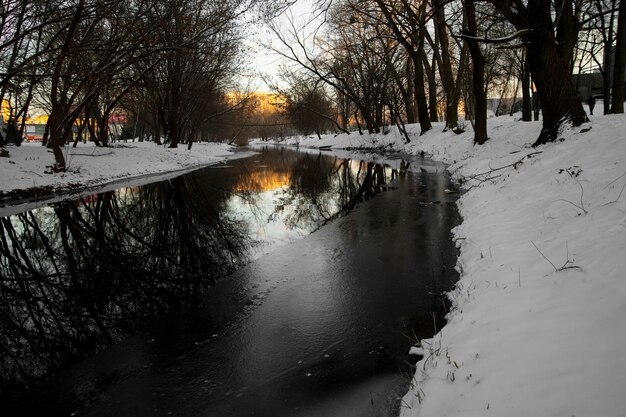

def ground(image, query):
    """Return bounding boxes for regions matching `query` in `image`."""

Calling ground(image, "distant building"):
[1,99,11,122]
[573,72,607,99]
[24,124,46,141]
[573,49,626,100]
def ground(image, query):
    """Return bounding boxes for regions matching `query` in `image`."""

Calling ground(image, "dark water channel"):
[0,146,460,416]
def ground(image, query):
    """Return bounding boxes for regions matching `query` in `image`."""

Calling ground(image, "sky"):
[243,0,321,91]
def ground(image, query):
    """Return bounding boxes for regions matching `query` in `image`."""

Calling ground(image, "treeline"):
[0,0,262,171]
[268,0,626,145]
[1,1,624,171]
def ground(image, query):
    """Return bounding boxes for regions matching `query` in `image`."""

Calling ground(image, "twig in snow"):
[531,240,581,274]
[69,151,114,157]
[555,198,587,214]
[400,398,413,409]
[472,151,542,178]
[556,166,588,214]
[603,172,626,189]
[602,172,626,206]
[463,152,542,190]
[20,170,43,178]
[568,172,587,214]
[608,180,626,204]
[463,174,502,191]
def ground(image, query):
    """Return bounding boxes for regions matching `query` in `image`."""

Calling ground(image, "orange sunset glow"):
[234,169,292,192]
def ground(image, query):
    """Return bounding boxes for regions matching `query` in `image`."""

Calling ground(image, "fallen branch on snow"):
[531,240,581,274]
[460,151,542,191]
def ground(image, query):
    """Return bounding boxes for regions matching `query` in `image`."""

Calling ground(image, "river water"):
[0,146,460,416]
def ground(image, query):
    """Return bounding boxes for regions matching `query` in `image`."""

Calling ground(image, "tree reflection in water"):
[0,174,250,391]
[243,147,396,235]
[0,147,396,393]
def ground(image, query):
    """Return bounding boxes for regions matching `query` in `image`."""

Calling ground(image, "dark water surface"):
[0,146,460,416]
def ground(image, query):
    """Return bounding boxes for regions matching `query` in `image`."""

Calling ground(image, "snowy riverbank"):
[0,141,239,212]
[402,115,626,416]
[257,113,626,417]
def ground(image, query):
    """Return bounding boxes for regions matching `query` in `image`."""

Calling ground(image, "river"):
[0,146,460,416]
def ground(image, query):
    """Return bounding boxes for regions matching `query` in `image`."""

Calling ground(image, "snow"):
[0,140,242,215]
[2,109,626,416]
[398,114,626,417]
[255,111,626,417]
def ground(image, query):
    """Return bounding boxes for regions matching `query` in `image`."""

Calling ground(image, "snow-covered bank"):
[0,141,239,208]
[257,113,626,416]
[399,115,626,417]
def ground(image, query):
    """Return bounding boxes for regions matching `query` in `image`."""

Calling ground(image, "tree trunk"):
[73,119,86,148]
[46,0,85,171]
[601,0,617,115]
[46,107,68,171]
[455,44,469,122]
[98,115,110,147]
[364,111,380,134]
[372,0,429,133]
[354,110,363,135]
[487,0,587,145]
[340,95,351,130]
[522,51,532,121]
[601,44,613,115]
[510,75,520,116]
[413,57,432,134]
[167,114,180,148]
[404,59,417,124]
[433,0,459,131]
[524,1,587,145]
[414,1,432,134]
[527,43,587,144]
[86,116,101,146]
[42,123,50,147]
[375,103,383,129]
[611,0,626,113]
[422,54,439,122]
[464,0,488,145]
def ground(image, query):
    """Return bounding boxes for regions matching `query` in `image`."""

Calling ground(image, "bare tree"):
[578,0,620,114]
[372,0,433,134]
[482,0,587,146]
[611,0,625,113]
[462,0,488,144]
[0,0,58,146]
[137,0,247,149]
[432,0,465,131]
[43,0,101,170]
[1,0,256,170]
[266,1,394,135]
[273,70,338,138]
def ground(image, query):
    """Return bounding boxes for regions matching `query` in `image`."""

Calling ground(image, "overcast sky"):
[243,0,321,92]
